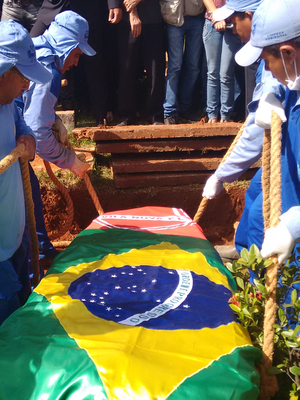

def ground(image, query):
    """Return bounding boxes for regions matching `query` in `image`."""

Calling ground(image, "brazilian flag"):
[0,207,262,400]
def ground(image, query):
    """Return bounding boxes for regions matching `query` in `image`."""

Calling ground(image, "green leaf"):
[229,304,241,313]
[266,366,283,375]
[281,330,294,338]
[236,277,245,290]
[294,326,300,336]
[252,244,262,259]
[264,259,274,268]
[254,281,267,294]
[278,308,286,322]
[225,262,234,273]
[242,307,251,316]
[240,248,250,263]
[289,366,300,376]
[291,289,297,305]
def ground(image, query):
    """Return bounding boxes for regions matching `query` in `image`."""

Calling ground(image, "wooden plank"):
[110,152,261,173]
[113,169,258,188]
[73,122,243,142]
[96,136,235,154]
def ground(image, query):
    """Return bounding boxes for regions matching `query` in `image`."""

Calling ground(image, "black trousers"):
[117,21,165,123]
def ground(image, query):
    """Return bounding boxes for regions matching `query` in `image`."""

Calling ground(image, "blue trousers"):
[0,234,31,325]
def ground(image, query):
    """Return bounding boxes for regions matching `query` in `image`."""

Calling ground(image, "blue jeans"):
[203,19,242,120]
[164,14,204,117]
[0,234,31,325]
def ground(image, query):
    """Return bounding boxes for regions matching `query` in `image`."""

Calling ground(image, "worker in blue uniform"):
[17,10,96,265]
[0,20,51,324]
[202,0,286,260]
[234,0,300,265]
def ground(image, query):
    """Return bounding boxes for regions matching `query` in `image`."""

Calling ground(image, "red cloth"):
[87,206,206,240]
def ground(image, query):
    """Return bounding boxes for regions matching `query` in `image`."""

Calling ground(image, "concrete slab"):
[73,122,243,142]
[56,110,75,133]
[96,136,235,153]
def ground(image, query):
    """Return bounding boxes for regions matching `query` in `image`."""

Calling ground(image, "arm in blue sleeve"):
[14,102,36,145]
[22,81,75,170]
[215,111,264,182]
[215,69,286,183]
[280,207,300,244]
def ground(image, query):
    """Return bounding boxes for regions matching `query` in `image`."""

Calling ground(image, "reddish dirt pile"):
[40,175,247,247]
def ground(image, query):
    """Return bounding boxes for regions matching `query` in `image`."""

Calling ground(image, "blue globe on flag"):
[68,264,234,330]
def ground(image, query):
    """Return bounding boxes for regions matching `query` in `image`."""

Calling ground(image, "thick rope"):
[258,112,282,400]
[193,119,247,223]
[43,160,75,241]
[261,130,271,231]
[20,159,40,287]
[45,129,104,240]
[0,143,39,287]
[83,172,104,215]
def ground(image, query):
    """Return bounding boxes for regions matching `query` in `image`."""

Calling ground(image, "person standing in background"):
[203,0,242,123]
[161,0,217,125]
[69,0,122,126]
[116,0,165,126]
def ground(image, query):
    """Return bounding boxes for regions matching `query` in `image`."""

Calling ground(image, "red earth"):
[33,154,248,249]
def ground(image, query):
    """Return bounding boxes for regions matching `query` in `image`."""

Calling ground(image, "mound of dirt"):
[40,176,247,247]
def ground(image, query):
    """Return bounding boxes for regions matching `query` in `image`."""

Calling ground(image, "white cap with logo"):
[235,0,300,67]
[213,0,263,22]
[0,19,52,83]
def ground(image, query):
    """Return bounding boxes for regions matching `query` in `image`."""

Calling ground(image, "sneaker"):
[164,115,176,125]
[153,121,164,125]
[117,118,129,127]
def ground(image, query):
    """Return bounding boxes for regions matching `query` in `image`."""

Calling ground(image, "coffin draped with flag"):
[0,206,262,400]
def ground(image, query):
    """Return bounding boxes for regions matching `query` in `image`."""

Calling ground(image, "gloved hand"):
[70,155,89,177]
[260,221,294,265]
[255,92,287,129]
[52,115,68,145]
[202,174,223,199]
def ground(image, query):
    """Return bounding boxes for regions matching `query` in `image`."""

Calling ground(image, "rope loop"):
[193,119,247,222]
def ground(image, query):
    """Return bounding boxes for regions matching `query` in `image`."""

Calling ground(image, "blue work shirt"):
[215,62,285,182]
[0,103,35,262]
[18,29,76,169]
[235,89,300,252]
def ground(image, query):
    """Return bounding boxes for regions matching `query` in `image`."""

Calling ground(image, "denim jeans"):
[164,14,204,117]
[203,19,242,120]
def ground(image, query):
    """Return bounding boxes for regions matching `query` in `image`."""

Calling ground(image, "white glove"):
[255,92,287,129]
[70,155,89,177]
[52,115,68,145]
[202,174,223,199]
[260,221,295,265]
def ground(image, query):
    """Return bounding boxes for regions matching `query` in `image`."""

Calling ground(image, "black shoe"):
[164,115,176,125]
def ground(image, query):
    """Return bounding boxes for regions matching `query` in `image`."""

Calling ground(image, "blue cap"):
[213,0,263,22]
[235,0,300,66]
[0,20,52,84]
[48,11,96,57]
